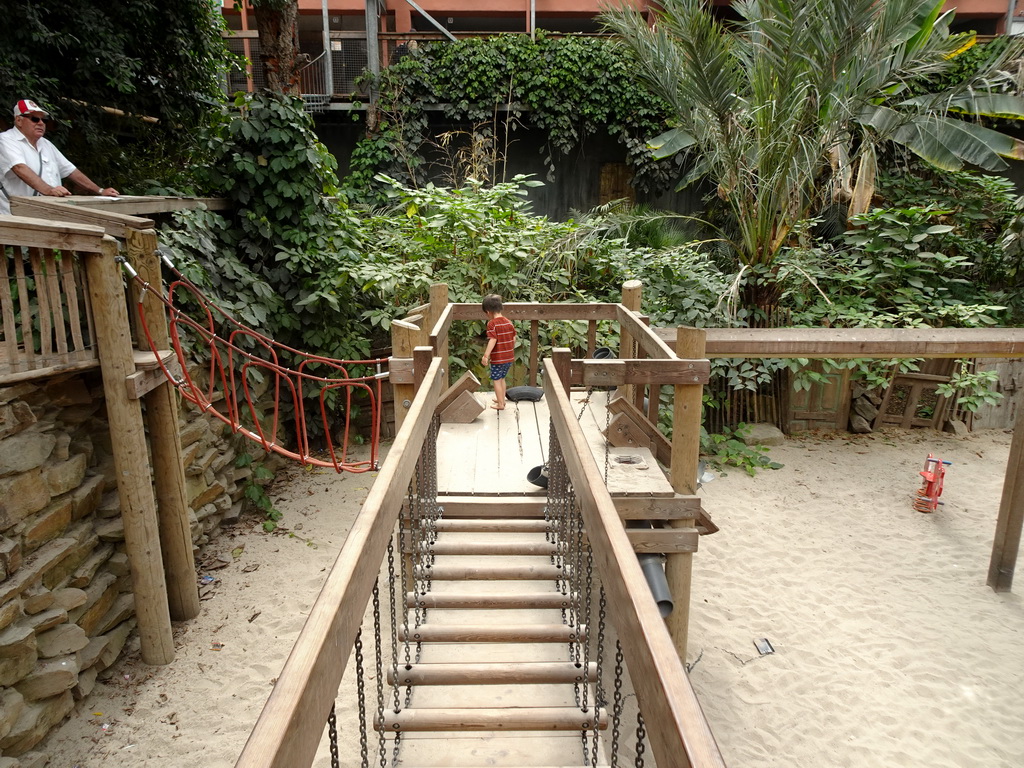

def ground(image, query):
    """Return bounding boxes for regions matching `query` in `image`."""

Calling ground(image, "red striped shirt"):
[486,316,517,364]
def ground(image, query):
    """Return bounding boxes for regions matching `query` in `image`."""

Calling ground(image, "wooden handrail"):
[235,358,445,768]
[0,215,106,252]
[10,197,155,239]
[543,357,726,768]
[671,326,1024,359]
[617,303,675,359]
[451,301,619,321]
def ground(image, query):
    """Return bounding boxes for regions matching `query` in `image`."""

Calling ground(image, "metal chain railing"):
[349,414,442,767]
[546,414,652,766]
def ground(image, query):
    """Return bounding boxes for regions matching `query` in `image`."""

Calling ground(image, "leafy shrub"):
[164,91,370,362]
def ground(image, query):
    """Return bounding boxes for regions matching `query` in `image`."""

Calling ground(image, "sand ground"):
[38,428,1024,767]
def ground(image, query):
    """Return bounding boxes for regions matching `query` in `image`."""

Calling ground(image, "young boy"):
[481,294,517,410]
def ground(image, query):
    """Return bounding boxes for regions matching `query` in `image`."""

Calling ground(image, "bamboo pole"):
[665,327,706,661]
[127,228,201,622]
[83,237,174,665]
[988,388,1024,591]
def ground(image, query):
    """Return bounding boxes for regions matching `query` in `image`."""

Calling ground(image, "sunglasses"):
[19,115,46,123]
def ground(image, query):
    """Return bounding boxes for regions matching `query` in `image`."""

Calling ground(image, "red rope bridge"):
[130,257,387,473]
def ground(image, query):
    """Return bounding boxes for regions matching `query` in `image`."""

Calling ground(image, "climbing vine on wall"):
[346,33,680,201]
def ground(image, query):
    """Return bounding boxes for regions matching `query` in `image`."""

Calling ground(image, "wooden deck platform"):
[436,389,675,498]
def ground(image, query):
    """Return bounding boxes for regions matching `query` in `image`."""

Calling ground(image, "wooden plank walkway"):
[392,388,676,766]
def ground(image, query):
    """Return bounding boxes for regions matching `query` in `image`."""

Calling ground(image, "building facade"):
[221,0,1024,105]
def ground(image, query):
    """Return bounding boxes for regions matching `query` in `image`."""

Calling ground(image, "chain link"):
[387,535,403,717]
[372,579,387,768]
[634,711,647,768]
[354,630,368,768]
[328,704,340,768]
[591,586,607,768]
[611,640,624,768]
[604,389,612,485]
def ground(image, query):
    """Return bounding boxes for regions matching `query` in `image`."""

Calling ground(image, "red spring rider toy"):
[913,454,951,513]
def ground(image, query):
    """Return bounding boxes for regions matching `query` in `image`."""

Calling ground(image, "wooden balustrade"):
[544,356,725,768]
[0,218,102,381]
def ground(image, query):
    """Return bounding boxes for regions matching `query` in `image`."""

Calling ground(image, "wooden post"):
[84,237,174,665]
[552,348,572,397]
[633,315,650,412]
[413,346,434,390]
[428,283,449,385]
[529,320,540,386]
[392,319,420,432]
[126,229,201,622]
[619,281,642,404]
[665,326,706,661]
[988,389,1024,591]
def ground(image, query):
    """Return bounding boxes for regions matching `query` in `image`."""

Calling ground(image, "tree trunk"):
[252,0,301,95]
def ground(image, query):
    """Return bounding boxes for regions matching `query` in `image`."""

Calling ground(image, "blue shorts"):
[489,363,512,381]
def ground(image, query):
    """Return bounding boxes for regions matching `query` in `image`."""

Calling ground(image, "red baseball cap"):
[13,99,48,117]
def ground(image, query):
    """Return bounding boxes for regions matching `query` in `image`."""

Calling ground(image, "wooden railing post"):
[83,236,174,665]
[428,283,449,385]
[529,320,540,386]
[127,228,201,622]
[619,280,642,404]
[665,326,706,661]
[988,388,1024,591]
[413,346,434,389]
[392,319,420,432]
[552,348,572,397]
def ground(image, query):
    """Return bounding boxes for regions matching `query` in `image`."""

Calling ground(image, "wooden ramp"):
[236,338,726,768]
[387,392,678,766]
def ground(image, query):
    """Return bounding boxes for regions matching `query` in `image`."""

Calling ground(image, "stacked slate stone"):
[849,384,882,433]
[0,372,267,759]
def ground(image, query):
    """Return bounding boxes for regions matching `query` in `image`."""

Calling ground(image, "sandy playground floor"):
[38,427,1024,768]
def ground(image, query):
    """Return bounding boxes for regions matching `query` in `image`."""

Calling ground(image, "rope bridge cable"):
[121,253,389,473]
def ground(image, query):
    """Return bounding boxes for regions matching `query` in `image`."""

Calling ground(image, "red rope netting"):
[131,258,387,473]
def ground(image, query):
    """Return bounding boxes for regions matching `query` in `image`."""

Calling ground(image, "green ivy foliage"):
[163,92,369,363]
[346,34,680,202]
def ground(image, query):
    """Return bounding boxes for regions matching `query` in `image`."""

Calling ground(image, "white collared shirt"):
[0,127,76,215]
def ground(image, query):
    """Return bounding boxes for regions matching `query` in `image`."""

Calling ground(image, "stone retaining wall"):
[0,371,262,761]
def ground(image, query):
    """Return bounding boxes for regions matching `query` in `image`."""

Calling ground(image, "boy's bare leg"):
[492,378,507,410]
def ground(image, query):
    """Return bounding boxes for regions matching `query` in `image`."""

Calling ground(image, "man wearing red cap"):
[0,99,119,215]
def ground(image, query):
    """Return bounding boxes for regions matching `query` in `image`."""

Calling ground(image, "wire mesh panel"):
[299,52,329,111]
[224,36,267,94]
[330,38,368,96]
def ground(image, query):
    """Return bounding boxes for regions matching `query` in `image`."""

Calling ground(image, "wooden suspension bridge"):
[2,198,1024,766]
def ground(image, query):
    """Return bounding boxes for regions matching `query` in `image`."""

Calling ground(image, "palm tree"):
[603,0,1024,309]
